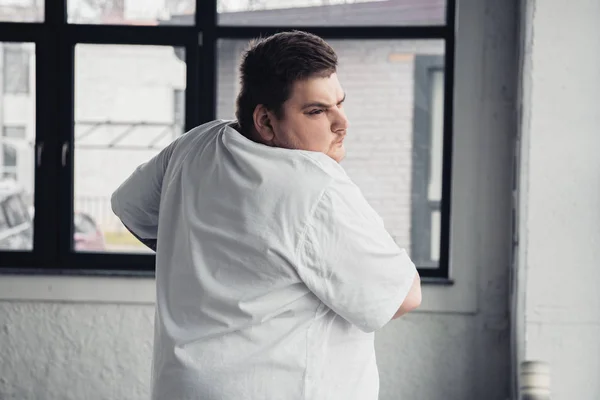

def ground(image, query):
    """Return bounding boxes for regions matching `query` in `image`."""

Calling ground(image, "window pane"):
[67,0,195,25]
[0,0,44,22]
[3,126,26,138]
[430,209,441,262]
[74,44,186,253]
[217,39,446,268]
[3,44,30,94]
[0,42,35,251]
[428,69,444,201]
[218,0,446,26]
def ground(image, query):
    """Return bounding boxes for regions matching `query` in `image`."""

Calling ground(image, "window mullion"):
[32,27,63,267]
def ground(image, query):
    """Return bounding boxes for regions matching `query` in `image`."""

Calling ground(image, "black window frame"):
[411,54,446,271]
[0,0,456,281]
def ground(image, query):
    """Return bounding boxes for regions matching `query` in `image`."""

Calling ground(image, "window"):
[0,201,8,230]
[217,0,446,26]
[0,0,455,279]
[2,143,17,179]
[74,44,186,254]
[411,55,445,269]
[3,44,31,94]
[2,126,26,180]
[3,126,27,138]
[0,193,33,251]
[173,88,185,130]
[0,0,44,22]
[4,194,29,227]
[0,41,35,256]
[67,0,195,25]
[218,39,447,272]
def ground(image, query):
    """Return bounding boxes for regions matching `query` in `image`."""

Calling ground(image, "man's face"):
[268,73,349,163]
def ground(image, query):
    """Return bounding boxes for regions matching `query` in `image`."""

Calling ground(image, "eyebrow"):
[301,93,346,110]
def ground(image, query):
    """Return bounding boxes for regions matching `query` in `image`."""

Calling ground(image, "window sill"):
[0,271,156,304]
[421,276,454,285]
[0,268,474,314]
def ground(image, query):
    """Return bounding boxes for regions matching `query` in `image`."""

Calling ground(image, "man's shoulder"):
[262,153,364,225]
[295,151,348,181]
[180,120,228,141]
[167,120,229,158]
[174,120,355,199]
[259,152,331,201]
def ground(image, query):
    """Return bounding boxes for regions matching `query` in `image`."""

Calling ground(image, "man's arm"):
[392,273,422,319]
[296,178,420,333]
[111,140,177,249]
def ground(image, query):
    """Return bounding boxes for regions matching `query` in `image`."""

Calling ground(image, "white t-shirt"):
[111,120,417,400]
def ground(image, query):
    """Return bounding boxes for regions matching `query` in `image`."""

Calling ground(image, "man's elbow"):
[393,274,422,319]
[110,190,121,217]
[403,287,422,312]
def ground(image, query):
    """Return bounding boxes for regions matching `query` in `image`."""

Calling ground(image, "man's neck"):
[231,122,261,144]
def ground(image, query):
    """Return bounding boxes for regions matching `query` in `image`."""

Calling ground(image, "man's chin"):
[329,149,346,163]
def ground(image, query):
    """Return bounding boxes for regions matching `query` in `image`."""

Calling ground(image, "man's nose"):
[333,108,349,133]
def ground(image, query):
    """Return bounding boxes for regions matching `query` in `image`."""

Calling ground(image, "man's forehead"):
[290,74,345,102]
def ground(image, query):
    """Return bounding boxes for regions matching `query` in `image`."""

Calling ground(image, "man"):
[111,31,421,400]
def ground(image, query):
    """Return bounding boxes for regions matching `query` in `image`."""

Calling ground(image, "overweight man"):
[111,31,421,400]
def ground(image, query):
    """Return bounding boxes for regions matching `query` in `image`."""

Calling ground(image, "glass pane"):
[0,42,35,251]
[218,0,446,26]
[428,69,444,201]
[0,0,44,22]
[430,210,441,262]
[74,44,186,253]
[217,39,445,268]
[68,0,195,25]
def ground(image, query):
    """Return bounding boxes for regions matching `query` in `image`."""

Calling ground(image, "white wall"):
[375,0,517,398]
[0,302,155,400]
[516,0,600,399]
[0,0,518,398]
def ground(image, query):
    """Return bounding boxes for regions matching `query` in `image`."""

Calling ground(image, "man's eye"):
[309,109,324,115]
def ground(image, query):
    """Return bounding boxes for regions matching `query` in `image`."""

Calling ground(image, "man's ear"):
[252,104,275,144]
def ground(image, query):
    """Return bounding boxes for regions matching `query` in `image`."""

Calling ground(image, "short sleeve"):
[111,139,178,239]
[297,177,417,333]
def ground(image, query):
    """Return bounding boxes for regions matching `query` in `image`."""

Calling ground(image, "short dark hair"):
[235,31,338,136]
